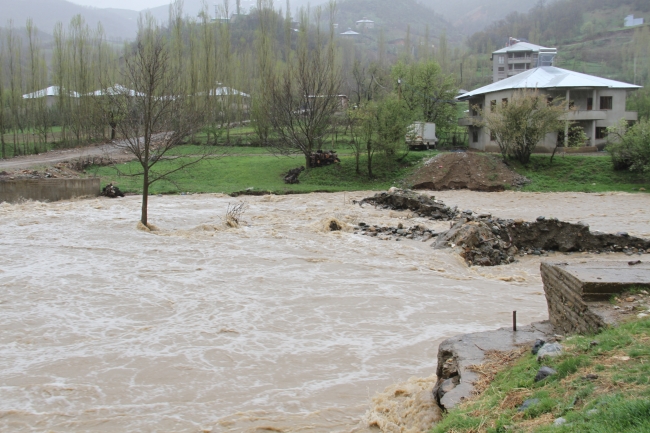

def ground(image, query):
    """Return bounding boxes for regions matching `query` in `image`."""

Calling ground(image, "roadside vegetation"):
[431,316,650,433]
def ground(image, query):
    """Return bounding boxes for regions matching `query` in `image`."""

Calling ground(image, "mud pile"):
[356,188,457,220]
[432,217,519,266]
[408,153,529,192]
[433,215,650,266]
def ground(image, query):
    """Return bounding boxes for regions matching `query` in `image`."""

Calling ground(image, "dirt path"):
[0,142,131,171]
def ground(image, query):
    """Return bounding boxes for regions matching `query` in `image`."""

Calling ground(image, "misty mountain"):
[420,0,554,32]
[0,0,140,40]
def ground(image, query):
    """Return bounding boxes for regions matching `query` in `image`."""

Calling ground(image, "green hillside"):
[458,0,650,98]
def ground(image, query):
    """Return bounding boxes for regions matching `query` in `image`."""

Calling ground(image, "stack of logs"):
[310,150,340,167]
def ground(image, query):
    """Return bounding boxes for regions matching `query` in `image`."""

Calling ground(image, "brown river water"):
[1,190,649,432]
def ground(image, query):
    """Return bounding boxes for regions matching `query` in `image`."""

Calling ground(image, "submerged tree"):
[104,16,207,226]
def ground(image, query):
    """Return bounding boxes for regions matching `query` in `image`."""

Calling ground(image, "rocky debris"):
[101,183,125,198]
[408,152,530,192]
[531,339,546,355]
[283,166,305,184]
[355,188,457,220]
[518,398,540,412]
[310,149,340,167]
[433,321,555,411]
[534,366,557,382]
[0,163,83,180]
[554,417,568,426]
[536,342,563,362]
[354,222,439,242]
[432,214,650,267]
[354,189,650,266]
[432,218,518,266]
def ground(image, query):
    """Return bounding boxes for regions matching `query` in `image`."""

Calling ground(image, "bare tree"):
[267,3,341,168]
[105,16,207,226]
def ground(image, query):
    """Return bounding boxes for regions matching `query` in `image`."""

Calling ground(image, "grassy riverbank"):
[92,150,434,195]
[91,148,649,195]
[431,316,650,433]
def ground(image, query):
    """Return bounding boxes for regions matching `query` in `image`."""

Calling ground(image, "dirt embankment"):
[408,152,529,192]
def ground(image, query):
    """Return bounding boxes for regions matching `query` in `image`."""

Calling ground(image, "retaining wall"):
[0,178,101,203]
[540,261,650,335]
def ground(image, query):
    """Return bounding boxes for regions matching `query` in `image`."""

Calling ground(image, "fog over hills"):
[0,0,554,40]
[0,0,140,39]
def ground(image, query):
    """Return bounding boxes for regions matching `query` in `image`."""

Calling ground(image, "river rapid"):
[1,190,649,432]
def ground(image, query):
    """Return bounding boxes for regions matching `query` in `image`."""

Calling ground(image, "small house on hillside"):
[340,28,360,37]
[624,15,644,27]
[22,86,80,107]
[457,66,641,152]
[491,39,557,83]
[355,18,374,30]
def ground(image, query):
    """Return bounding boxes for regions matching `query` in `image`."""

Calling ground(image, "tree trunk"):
[141,175,149,226]
[110,122,117,140]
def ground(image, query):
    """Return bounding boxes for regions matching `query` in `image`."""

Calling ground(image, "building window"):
[595,127,608,139]
[587,98,593,110]
[498,56,504,64]
[498,67,504,72]
[600,96,613,110]
[490,100,497,112]
[502,98,508,107]
[472,129,479,143]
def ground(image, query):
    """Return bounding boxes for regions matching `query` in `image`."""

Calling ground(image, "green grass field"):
[93,150,435,195]
[513,154,650,193]
[91,150,649,195]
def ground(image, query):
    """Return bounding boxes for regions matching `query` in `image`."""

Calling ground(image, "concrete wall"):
[0,178,101,203]
[541,261,650,335]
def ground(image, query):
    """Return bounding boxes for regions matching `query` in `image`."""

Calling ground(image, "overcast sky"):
[68,0,172,10]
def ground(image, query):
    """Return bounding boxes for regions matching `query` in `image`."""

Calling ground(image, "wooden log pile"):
[310,150,340,167]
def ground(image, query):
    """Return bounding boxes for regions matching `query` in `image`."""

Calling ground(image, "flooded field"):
[1,190,648,432]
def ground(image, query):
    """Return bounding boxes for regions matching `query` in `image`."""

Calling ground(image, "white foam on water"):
[1,191,648,432]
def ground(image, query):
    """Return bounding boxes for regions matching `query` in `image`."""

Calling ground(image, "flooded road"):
[0,190,648,432]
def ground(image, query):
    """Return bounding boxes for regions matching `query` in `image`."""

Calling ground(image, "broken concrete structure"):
[432,260,650,412]
[541,261,650,334]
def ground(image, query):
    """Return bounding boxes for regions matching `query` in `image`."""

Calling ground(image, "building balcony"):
[561,110,608,121]
[458,115,482,126]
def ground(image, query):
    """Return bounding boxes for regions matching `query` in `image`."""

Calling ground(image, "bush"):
[606,119,650,174]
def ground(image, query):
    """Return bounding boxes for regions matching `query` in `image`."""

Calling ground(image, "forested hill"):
[467,0,649,53]
[464,0,650,86]
[419,0,550,33]
[334,0,461,43]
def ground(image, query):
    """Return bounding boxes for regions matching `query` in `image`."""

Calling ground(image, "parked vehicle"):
[407,122,438,150]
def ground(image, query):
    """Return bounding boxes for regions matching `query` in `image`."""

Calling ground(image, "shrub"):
[606,119,650,174]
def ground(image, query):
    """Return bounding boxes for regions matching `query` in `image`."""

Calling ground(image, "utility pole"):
[398,78,402,101]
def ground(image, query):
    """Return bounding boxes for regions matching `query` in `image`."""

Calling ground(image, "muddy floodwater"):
[1,190,649,432]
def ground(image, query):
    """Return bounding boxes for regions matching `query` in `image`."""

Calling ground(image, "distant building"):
[355,18,374,30]
[22,86,79,107]
[340,28,360,36]
[491,38,557,83]
[624,14,644,27]
[458,66,641,152]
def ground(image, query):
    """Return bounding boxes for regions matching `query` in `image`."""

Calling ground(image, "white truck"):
[407,122,438,150]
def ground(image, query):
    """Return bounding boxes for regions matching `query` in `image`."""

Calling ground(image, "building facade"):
[458,67,641,152]
[491,38,557,83]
